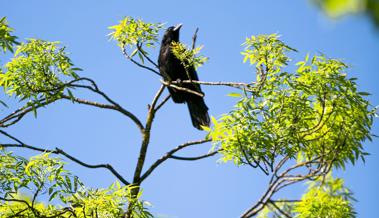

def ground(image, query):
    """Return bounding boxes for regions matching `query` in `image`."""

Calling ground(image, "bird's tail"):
[187,97,210,130]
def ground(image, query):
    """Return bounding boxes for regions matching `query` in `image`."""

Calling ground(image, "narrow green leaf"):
[227,93,242,98]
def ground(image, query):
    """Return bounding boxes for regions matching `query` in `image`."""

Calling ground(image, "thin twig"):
[0,98,55,128]
[170,150,220,161]
[268,200,292,218]
[191,28,199,50]
[122,47,161,77]
[31,182,43,208]
[150,85,166,110]
[137,42,159,69]
[140,138,211,182]
[241,155,327,218]
[271,199,300,203]
[155,94,171,112]
[236,131,269,175]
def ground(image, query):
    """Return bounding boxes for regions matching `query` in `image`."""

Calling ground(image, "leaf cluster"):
[109,17,164,67]
[241,34,296,76]
[170,41,208,70]
[109,16,163,48]
[0,150,80,217]
[65,184,152,218]
[294,174,356,218]
[0,150,152,217]
[0,17,19,53]
[0,39,80,101]
[210,34,374,171]
[258,174,356,218]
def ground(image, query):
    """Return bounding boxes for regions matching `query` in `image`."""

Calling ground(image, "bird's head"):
[162,23,182,44]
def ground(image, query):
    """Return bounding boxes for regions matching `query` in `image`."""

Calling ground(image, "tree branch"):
[0,130,130,186]
[0,98,55,128]
[132,85,166,184]
[140,138,211,182]
[241,156,327,218]
[171,80,255,91]
[54,147,130,185]
[61,95,144,132]
[125,85,166,218]
[160,80,204,97]
[170,150,219,161]
[68,84,145,133]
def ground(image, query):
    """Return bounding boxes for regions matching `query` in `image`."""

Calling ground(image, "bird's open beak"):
[173,23,182,31]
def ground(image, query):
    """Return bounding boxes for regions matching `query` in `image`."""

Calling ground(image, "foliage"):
[209,34,374,171]
[0,150,80,217]
[294,174,356,218]
[0,150,152,217]
[0,39,80,101]
[0,17,376,218]
[64,184,152,218]
[0,17,19,53]
[312,0,379,26]
[109,16,162,48]
[170,41,209,77]
[257,174,356,218]
[313,0,364,17]
[109,17,163,64]
[241,34,297,73]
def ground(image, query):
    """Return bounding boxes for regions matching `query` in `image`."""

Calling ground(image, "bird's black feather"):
[158,24,210,130]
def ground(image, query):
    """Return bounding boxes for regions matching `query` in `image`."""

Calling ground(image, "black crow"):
[158,24,210,130]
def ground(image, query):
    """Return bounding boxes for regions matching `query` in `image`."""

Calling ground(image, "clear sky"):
[1,0,379,217]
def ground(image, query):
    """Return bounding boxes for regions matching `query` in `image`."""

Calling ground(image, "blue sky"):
[1,0,378,217]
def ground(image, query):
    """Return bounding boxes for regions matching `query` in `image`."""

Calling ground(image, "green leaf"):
[0,100,8,108]
[138,51,145,64]
[358,92,371,96]
[49,191,59,202]
[131,48,138,57]
[65,175,72,191]
[227,93,242,98]
[67,89,75,103]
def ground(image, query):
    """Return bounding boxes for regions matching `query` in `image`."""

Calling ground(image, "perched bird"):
[158,24,210,130]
